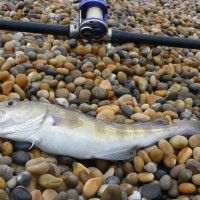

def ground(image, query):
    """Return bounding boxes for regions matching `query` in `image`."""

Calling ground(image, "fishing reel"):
[78,0,108,41]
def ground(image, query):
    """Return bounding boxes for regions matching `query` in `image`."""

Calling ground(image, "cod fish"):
[0,99,200,160]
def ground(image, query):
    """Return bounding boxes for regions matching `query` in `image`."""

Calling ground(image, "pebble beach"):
[0,0,200,199]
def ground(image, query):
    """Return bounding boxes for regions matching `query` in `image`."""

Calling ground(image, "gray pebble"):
[7,176,17,190]
[168,179,179,198]
[140,184,161,199]
[0,164,13,181]
[11,151,31,165]
[159,175,172,190]
[186,159,200,174]
[0,156,12,166]
[66,189,79,200]
[91,87,107,99]
[170,164,186,179]
[53,191,67,200]
[16,171,32,187]
[11,186,32,200]
[106,176,120,185]
[143,162,157,173]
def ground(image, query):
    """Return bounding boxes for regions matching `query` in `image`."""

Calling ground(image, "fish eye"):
[6,99,18,107]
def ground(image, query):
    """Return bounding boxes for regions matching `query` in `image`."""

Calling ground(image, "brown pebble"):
[133,156,144,173]
[78,171,91,184]
[177,147,192,164]
[83,177,103,198]
[15,74,28,88]
[76,45,90,56]
[1,141,13,156]
[179,183,196,194]
[193,147,200,161]
[158,139,174,154]
[169,135,188,149]
[73,162,89,176]
[38,174,63,189]
[101,184,122,200]
[0,177,6,189]
[149,148,164,163]
[96,109,115,122]
[31,189,42,200]
[138,172,154,182]
[163,153,177,168]
[189,135,200,148]
[120,183,133,196]
[0,71,9,82]
[42,189,57,200]
[26,161,50,175]
[55,88,70,99]
[1,81,14,95]
[98,45,107,58]
[137,150,151,164]
[125,173,138,186]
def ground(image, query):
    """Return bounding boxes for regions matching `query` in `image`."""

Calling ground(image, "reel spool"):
[79,0,108,40]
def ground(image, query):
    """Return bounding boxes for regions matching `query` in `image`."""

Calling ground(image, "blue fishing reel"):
[78,0,108,40]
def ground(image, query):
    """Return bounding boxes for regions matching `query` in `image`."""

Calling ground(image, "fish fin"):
[29,138,41,150]
[96,146,137,161]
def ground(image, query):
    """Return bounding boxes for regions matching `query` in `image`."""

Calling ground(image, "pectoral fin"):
[96,147,137,161]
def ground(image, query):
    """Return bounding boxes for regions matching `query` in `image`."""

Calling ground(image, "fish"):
[0,99,199,160]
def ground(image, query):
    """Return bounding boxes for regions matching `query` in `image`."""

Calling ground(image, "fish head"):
[0,99,47,140]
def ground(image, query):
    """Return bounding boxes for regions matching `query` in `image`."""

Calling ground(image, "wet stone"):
[140,183,161,199]
[11,151,31,165]
[120,105,133,118]
[101,184,122,200]
[16,170,32,187]
[11,186,32,200]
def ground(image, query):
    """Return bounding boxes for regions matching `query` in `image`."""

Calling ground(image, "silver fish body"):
[0,99,199,160]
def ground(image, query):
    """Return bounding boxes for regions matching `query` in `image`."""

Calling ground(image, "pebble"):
[11,186,32,200]
[101,184,122,200]
[11,151,31,165]
[169,135,188,149]
[0,165,13,181]
[83,177,103,198]
[178,183,196,194]
[0,189,9,200]
[159,175,172,190]
[16,170,32,187]
[138,172,154,182]
[42,189,57,200]
[38,174,63,189]
[143,162,157,173]
[140,184,161,199]
[96,109,115,122]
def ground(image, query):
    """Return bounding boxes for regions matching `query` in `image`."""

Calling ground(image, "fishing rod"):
[0,0,200,49]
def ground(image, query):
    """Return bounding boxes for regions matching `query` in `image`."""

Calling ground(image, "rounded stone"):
[158,139,174,154]
[163,153,177,168]
[38,174,63,189]
[66,189,79,200]
[149,148,164,163]
[177,147,192,164]
[192,174,200,186]
[91,87,107,99]
[179,183,196,194]
[193,147,200,161]
[96,109,115,122]
[13,141,32,151]
[11,151,31,165]
[0,189,10,200]
[26,161,50,175]
[1,141,13,156]
[76,45,90,56]
[83,177,103,198]
[0,71,9,82]
[138,172,154,182]
[178,169,192,184]
[131,113,150,122]
[169,135,188,149]
[189,135,200,148]
[101,184,122,200]
[42,189,58,200]
[55,88,70,99]
[140,184,161,199]
[16,170,32,187]
[106,176,120,185]
[78,89,91,100]
[0,164,13,181]
[133,156,144,173]
[158,174,172,191]
[1,81,14,95]
[144,162,157,173]
[11,186,32,200]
